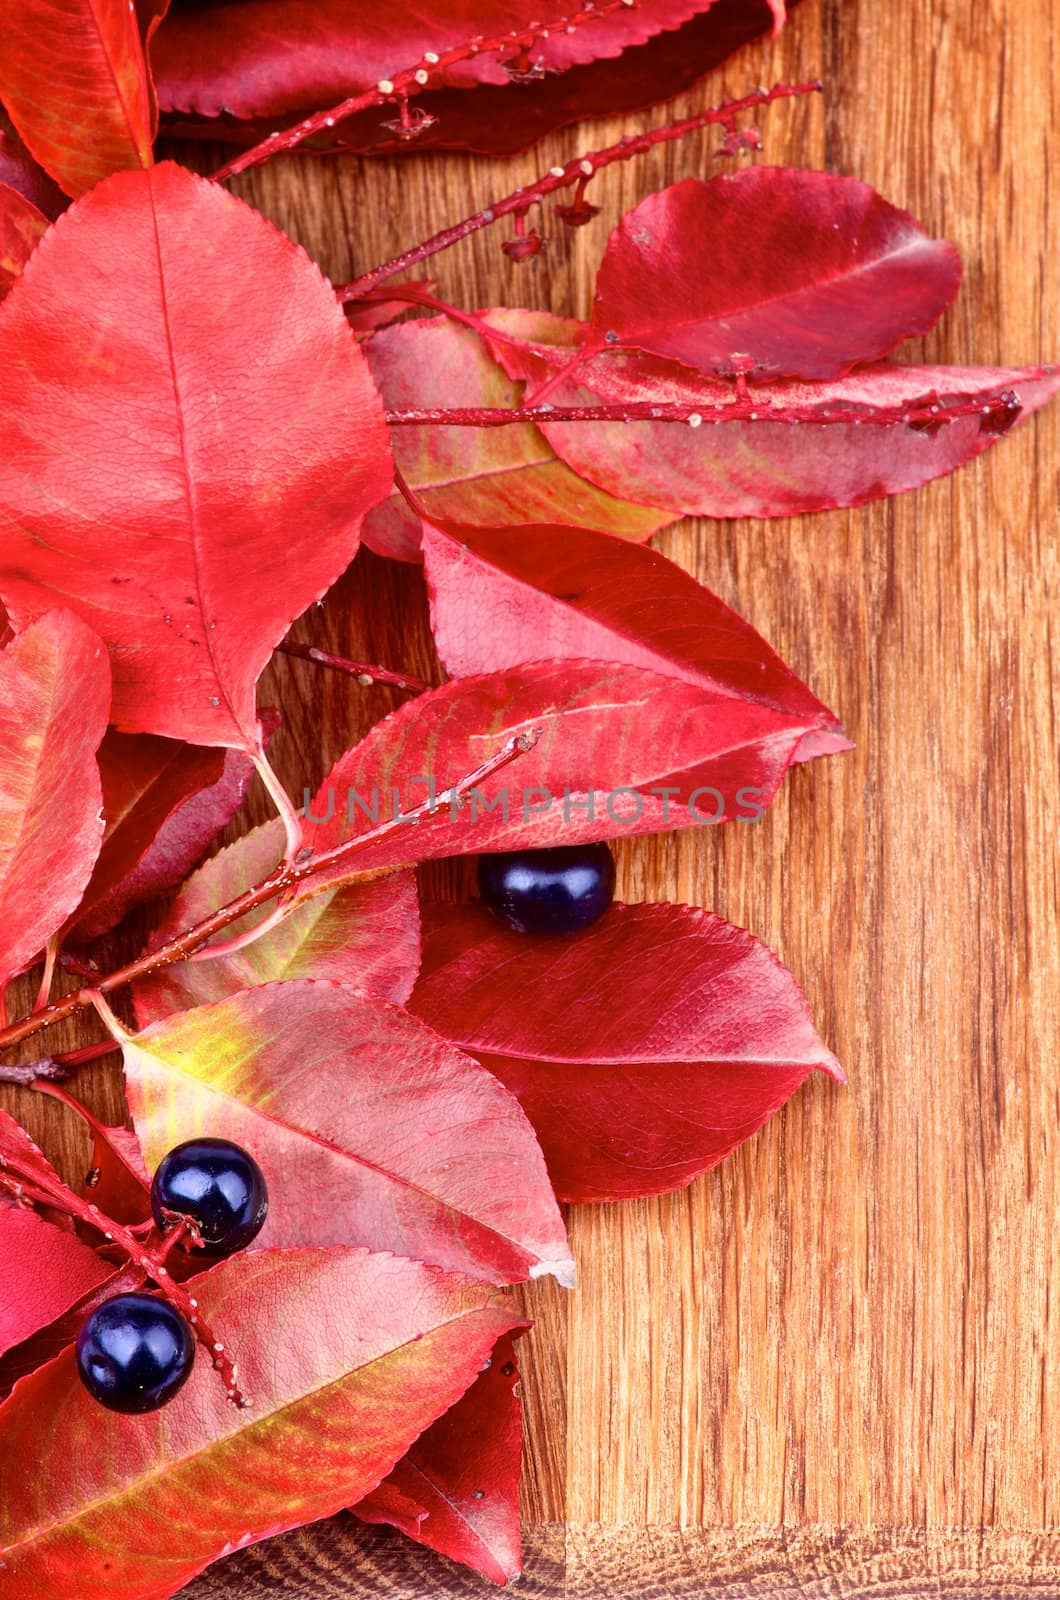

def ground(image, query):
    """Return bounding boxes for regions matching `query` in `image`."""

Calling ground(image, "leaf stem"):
[0,732,538,1057]
[338,82,822,303]
[277,641,430,694]
[251,746,304,864]
[211,0,643,183]
[384,390,1025,430]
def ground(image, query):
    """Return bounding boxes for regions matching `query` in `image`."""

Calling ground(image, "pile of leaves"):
[0,2,1056,1596]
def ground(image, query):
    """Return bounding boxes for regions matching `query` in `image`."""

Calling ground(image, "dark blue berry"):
[477,842,616,935]
[151,1137,268,1258]
[76,1293,195,1414]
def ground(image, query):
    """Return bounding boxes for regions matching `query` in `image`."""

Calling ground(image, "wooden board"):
[2,0,1058,1591]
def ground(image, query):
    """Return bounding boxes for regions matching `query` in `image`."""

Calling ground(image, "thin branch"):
[211,0,642,183]
[338,82,822,303]
[0,732,538,1057]
[277,641,430,695]
[384,390,1025,431]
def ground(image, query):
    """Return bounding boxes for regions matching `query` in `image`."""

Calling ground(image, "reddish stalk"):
[277,641,430,694]
[211,0,642,183]
[0,1142,247,1406]
[338,82,822,303]
[0,732,538,1056]
[384,390,1024,431]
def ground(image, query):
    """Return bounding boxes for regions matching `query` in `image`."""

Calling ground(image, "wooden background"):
[4,0,1059,1592]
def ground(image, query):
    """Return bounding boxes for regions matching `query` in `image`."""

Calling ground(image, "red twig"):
[384,390,1025,431]
[0,732,538,1056]
[338,82,822,303]
[0,1146,247,1406]
[277,641,430,694]
[211,0,643,183]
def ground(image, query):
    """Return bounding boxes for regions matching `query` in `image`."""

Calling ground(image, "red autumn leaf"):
[0,181,47,300]
[64,730,259,942]
[346,278,439,336]
[588,168,961,379]
[161,0,786,158]
[150,0,769,121]
[303,659,832,877]
[0,0,155,197]
[422,518,848,763]
[0,1246,526,1600]
[123,980,574,1287]
[361,316,669,562]
[0,612,110,988]
[0,162,392,751]
[354,1332,524,1585]
[489,310,1060,517]
[0,1205,112,1359]
[0,113,68,219]
[132,818,422,1021]
[0,1264,138,1400]
[411,901,843,1201]
[82,1119,152,1224]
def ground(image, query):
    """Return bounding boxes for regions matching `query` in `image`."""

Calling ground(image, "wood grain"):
[2,0,1058,1591]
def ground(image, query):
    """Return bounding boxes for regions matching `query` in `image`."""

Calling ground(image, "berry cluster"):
[76,1138,267,1414]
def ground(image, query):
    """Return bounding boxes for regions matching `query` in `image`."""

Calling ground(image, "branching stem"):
[0,733,538,1056]
[338,82,822,303]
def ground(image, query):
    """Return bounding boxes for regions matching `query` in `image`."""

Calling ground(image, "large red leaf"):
[354,1332,523,1585]
[65,729,257,941]
[0,162,392,749]
[411,902,843,1201]
[422,518,848,763]
[303,659,830,876]
[0,1247,525,1600]
[0,1206,112,1359]
[151,0,750,120]
[590,169,961,379]
[0,182,46,300]
[0,612,110,988]
[362,317,668,562]
[489,310,1060,518]
[0,0,154,197]
[123,980,573,1286]
[132,818,422,1020]
[160,0,786,158]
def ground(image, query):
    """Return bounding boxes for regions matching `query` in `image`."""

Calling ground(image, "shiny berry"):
[76,1293,195,1414]
[477,842,616,935]
[151,1137,268,1257]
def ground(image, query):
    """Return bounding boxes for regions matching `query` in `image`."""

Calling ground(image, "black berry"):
[151,1137,268,1257]
[477,842,616,935]
[76,1293,195,1414]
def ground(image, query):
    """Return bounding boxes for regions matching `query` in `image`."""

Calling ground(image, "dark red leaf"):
[303,659,836,877]
[0,612,110,988]
[411,901,843,1201]
[0,113,68,219]
[354,1332,523,1585]
[0,1205,112,1359]
[152,0,755,120]
[0,1246,527,1600]
[0,163,392,750]
[65,730,257,941]
[0,0,155,197]
[422,518,848,762]
[589,168,961,379]
[158,0,788,157]
[0,181,46,300]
